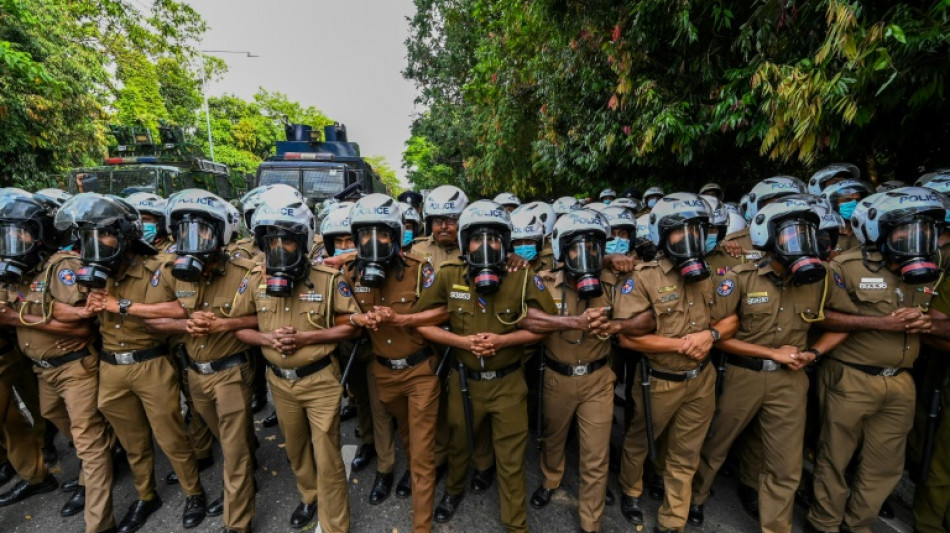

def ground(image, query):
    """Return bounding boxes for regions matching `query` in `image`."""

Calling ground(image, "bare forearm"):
[712,314,739,339]
[144,318,189,335]
[235,328,268,347]
[216,315,258,333]
[614,310,657,336]
[819,310,899,332]
[619,333,682,353]
[499,328,546,348]
[398,306,450,328]
[520,307,583,334]
[52,302,92,323]
[298,324,360,346]
[20,317,92,337]
[129,301,187,319]
[417,326,469,350]
[715,338,773,359]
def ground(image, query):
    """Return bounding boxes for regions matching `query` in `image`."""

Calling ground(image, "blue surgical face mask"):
[514,244,537,261]
[945,211,950,225]
[705,234,719,254]
[604,199,611,205]
[606,238,630,255]
[744,210,752,223]
[334,247,356,256]
[402,229,414,247]
[143,222,157,244]
[647,198,658,209]
[838,200,857,220]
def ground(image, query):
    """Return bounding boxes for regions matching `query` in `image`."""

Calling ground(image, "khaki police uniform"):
[346,254,439,533]
[232,263,360,533]
[225,236,268,414]
[171,256,257,532]
[808,249,936,532]
[539,270,615,532]
[414,261,557,533]
[616,257,716,531]
[0,339,47,487]
[96,256,202,500]
[833,230,861,256]
[12,253,115,532]
[692,261,823,533]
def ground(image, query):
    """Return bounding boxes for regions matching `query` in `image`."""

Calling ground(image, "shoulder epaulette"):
[402,252,425,265]
[633,261,657,272]
[441,259,466,268]
[229,256,258,271]
[312,263,343,276]
[412,235,430,244]
[834,248,865,263]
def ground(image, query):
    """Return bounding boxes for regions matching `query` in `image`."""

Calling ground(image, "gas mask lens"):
[80,228,119,263]
[175,220,217,255]
[468,230,504,268]
[565,237,603,273]
[357,227,395,263]
[265,234,302,271]
[0,224,35,257]
[775,220,825,285]
[666,223,706,258]
[886,219,939,284]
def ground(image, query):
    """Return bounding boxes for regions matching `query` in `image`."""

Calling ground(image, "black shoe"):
[687,503,704,526]
[290,501,316,528]
[262,411,279,428]
[529,485,557,509]
[369,471,394,505]
[620,495,643,525]
[395,470,411,498]
[647,479,664,501]
[340,401,356,421]
[0,475,58,507]
[61,477,80,493]
[434,493,463,523]
[182,494,207,529]
[470,465,495,493]
[879,499,894,518]
[804,524,837,533]
[166,455,214,485]
[736,483,759,519]
[351,444,377,472]
[796,487,813,508]
[654,527,677,533]
[605,488,615,506]
[206,493,224,517]
[60,486,85,517]
[116,496,162,533]
[250,392,268,414]
[0,462,13,487]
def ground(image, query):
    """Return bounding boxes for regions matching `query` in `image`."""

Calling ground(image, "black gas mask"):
[466,229,506,295]
[355,226,398,288]
[77,227,124,288]
[262,229,308,297]
[882,219,940,284]
[664,222,710,283]
[563,234,605,299]
[816,228,839,262]
[634,239,657,262]
[172,216,221,283]
[773,220,826,285]
[0,223,44,283]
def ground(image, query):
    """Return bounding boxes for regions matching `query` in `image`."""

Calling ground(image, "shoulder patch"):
[150,269,162,287]
[238,277,249,294]
[621,278,635,294]
[717,278,735,296]
[165,244,176,254]
[58,269,76,286]
[834,272,845,289]
[422,263,435,288]
[338,280,352,297]
[534,274,545,291]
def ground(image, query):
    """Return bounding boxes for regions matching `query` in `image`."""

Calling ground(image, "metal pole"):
[203,80,215,162]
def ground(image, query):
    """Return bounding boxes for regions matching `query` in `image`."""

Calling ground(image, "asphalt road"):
[1,390,915,533]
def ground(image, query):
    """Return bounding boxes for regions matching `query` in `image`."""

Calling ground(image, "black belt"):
[31,348,91,369]
[466,361,520,381]
[376,346,433,370]
[268,356,333,381]
[189,350,251,376]
[726,353,783,372]
[101,346,167,366]
[648,359,710,382]
[544,356,608,377]
[834,359,904,377]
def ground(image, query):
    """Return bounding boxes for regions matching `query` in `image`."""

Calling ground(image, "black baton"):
[339,337,362,387]
[640,357,657,464]
[458,361,476,454]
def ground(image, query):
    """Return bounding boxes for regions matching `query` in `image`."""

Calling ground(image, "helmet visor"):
[0,224,37,257]
[80,228,121,262]
[565,236,603,273]
[666,223,706,257]
[175,220,218,254]
[775,221,820,256]
[468,230,505,267]
[357,227,396,262]
[263,230,304,271]
[887,219,938,257]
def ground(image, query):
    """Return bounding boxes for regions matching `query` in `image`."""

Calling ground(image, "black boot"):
[470,465,495,493]
[116,496,163,533]
[434,492,464,523]
[879,498,895,518]
[182,493,207,529]
[206,492,224,517]
[395,470,411,498]
[620,495,643,525]
[60,486,85,517]
[529,485,557,509]
[351,444,377,472]
[605,488,615,506]
[0,462,14,487]
[369,471,394,505]
[0,475,58,507]
[290,501,316,528]
[61,477,80,492]
[736,483,759,519]
[262,411,279,428]
[166,455,214,485]
[687,503,704,526]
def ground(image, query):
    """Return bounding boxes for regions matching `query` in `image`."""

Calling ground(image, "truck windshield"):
[258,169,300,189]
[303,168,344,199]
[66,168,159,195]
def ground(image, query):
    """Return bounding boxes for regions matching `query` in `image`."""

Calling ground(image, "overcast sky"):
[187,0,419,184]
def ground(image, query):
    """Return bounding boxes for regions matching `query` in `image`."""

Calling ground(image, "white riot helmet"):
[746,176,803,221]
[920,173,950,196]
[510,210,545,261]
[635,213,658,261]
[611,197,642,213]
[252,188,316,296]
[599,188,618,203]
[167,189,239,282]
[820,178,872,222]
[513,201,556,237]
[399,201,422,247]
[34,188,72,212]
[423,185,468,234]
[493,192,521,210]
[643,186,664,209]
[126,192,167,243]
[649,192,711,282]
[319,202,354,257]
[551,209,609,298]
[726,211,747,235]
[552,196,581,216]
[878,180,907,193]
[749,198,826,285]
[458,200,512,294]
[586,202,608,213]
[699,182,724,201]
[241,184,303,231]
[808,163,861,195]
[349,194,404,287]
[601,205,636,255]
[701,194,729,252]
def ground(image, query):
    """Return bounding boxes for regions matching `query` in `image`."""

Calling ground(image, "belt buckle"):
[571,364,589,377]
[36,359,52,369]
[684,367,701,380]
[278,367,300,381]
[761,359,781,372]
[881,367,900,377]
[481,370,497,380]
[390,358,409,370]
[194,361,214,375]
[114,352,136,365]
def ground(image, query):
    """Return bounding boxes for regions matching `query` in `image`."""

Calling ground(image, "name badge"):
[657,285,676,294]
[746,291,769,304]
[450,291,471,301]
[859,277,888,290]
[353,286,372,293]
[659,292,679,303]
[298,292,324,302]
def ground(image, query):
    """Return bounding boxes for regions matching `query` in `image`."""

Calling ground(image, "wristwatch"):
[118,298,132,316]
[708,327,721,341]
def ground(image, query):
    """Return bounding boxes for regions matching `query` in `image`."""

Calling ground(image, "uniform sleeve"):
[930,274,950,315]
[48,260,87,305]
[229,270,260,316]
[143,262,177,304]
[824,261,860,314]
[525,272,557,315]
[412,265,449,312]
[333,276,361,316]
[614,270,651,319]
[710,271,741,321]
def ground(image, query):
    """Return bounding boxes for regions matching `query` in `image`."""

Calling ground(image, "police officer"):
[58,193,207,533]
[413,200,557,532]
[399,202,422,253]
[344,193,443,533]
[232,192,361,532]
[553,196,581,217]
[493,192,521,213]
[819,178,873,254]
[699,183,724,202]
[511,201,557,271]
[615,192,717,532]
[806,163,861,195]
[521,209,615,533]
[599,188,617,205]
[688,198,837,533]
[640,187,665,216]
[721,177,805,264]
[413,185,469,270]
[126,192,169,249]
[807,187,944,533]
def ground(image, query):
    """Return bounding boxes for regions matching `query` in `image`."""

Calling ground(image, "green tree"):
[364,154,403,196]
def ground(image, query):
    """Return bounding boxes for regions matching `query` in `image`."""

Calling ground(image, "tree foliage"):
[364,154,403,196]
[405,0,950,199]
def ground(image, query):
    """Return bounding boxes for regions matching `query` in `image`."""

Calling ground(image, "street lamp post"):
[198,50,259,162]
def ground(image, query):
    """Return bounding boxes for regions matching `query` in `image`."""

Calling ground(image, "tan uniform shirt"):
[834,231,861,255]
[231,263,360,369]
[614,257,714,371]
[411,235,461,271]
[344,253,433,359]
[541,270,613,365]
[721,228,764,262]
[711,262,824,350]
[170,256,257,362]
[227,236,260,261]
[12,253,88,360]
[825,248,937,368]
[413,260,557,370]
[99,256,176,352]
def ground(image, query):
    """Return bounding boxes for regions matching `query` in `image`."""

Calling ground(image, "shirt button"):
[115,324,121,329]
[120,342,125,347]
[387,339,392,344]
[200,344,205,349]
[691,321,696,326]
[400,298,406,303]
[202,302,209,307]
[381,297,387,302]
[779,307,784,311]
[689,302,694,306]
[285,307,290,312]
[777,327,782,332]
